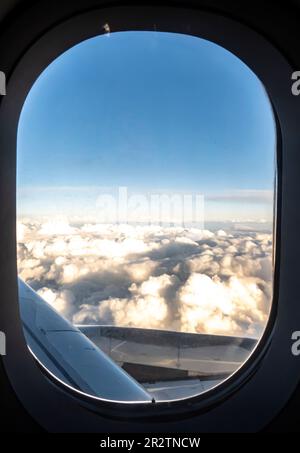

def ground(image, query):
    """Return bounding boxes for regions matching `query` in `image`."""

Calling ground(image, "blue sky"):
[17,31,276,222]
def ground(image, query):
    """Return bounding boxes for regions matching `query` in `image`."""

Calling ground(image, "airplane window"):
[16,31,276,403]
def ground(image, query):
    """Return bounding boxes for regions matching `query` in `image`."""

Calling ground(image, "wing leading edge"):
[18,278,152,403]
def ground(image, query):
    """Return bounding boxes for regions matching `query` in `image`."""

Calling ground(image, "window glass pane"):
[17,31,276,402]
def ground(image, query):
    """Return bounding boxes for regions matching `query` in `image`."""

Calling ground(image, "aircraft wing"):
[18,278,257,402]
[18,279,152,402]
[78,325,257,401]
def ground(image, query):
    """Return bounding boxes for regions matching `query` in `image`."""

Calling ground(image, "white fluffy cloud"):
[74,274,175,329]
[37,286,75,318]
[17,220,273,338]
[179,273,267,336]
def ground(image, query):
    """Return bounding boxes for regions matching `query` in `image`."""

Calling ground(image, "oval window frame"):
[0,3,299,432]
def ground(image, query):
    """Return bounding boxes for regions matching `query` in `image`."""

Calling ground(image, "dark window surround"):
[0,2,299,432]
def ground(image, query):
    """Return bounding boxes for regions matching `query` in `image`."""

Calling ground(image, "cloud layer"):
[17,220,273,338]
